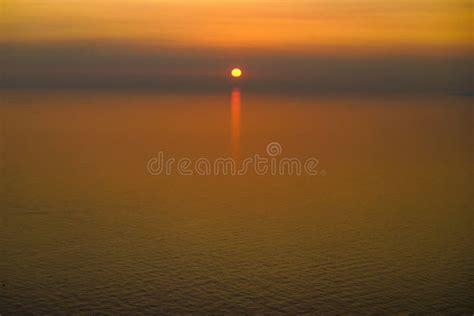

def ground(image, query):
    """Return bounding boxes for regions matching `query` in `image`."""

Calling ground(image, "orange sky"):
[1,0,471,54]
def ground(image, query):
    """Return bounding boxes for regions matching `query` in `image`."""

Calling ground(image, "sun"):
[231,68,242,78]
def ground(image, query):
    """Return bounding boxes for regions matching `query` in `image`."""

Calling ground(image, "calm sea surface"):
[0,91,472,314]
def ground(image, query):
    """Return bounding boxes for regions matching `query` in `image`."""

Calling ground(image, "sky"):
[0,0,472,92]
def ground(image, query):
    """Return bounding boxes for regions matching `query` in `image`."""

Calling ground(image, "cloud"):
[0,42,471,94]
